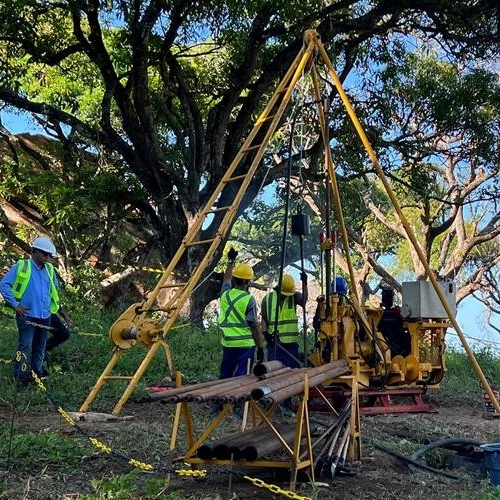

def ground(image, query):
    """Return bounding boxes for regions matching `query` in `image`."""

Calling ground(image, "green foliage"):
[470,481,500,500]
[438,347,500,407]
[62,262,103,314]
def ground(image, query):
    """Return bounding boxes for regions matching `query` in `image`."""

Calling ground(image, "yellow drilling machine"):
[79,29,499,418]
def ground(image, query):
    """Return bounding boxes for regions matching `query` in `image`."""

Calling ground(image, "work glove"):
[300,271,308,283]
[256,347,265,363]
[227,247,238,263]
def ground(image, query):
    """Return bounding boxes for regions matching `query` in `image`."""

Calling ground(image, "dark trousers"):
[267,341,300,369]
[14,315,50,382]
[219,346,255,379]
[46,314,70,350]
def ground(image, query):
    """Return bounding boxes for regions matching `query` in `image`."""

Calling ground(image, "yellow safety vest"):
[1,259,59,316]
[264,291,299,344]
[218,288,254,348]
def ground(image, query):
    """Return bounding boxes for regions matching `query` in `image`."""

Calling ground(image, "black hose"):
[410,437,484,463]
[371,442,460,480]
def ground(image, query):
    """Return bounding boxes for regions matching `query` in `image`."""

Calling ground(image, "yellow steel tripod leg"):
[112,340,162,415]
[79,348,125,412]
[170,371,183,451]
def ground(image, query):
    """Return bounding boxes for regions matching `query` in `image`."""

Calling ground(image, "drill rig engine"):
[309,279,455,390]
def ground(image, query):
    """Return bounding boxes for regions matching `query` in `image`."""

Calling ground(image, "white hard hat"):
[32,236,56,256]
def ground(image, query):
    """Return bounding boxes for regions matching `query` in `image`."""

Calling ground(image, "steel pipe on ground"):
[197,425,275,460]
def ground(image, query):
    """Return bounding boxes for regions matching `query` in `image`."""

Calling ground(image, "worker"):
[0,236,60,387]
[212,248,264,418]
[45,255,73,361]
[261,272,308,369]
[217,247,264,379]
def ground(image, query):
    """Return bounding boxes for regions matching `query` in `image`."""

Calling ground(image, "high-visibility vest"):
[218,288,254,348]
[1,259,59,316]
[264,291,299,344]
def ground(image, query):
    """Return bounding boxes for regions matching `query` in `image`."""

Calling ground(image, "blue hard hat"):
[332,277,348,295]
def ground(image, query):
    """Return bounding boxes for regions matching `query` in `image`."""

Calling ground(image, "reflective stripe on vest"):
[12,260,60,314]
[13,259,30,298]
[218,289,254,347]
[265,291,299,343]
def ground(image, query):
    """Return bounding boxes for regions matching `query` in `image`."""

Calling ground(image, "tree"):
[1,1,500,323]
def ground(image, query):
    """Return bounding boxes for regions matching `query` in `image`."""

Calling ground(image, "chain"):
[175,469,207,477]
[243,476,311,500]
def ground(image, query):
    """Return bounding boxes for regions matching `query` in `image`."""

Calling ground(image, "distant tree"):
[1,1,500,323]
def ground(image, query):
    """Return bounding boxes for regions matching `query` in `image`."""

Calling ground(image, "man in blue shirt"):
[0,236,59,387]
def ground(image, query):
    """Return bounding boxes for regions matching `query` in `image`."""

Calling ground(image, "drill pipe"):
[213,426,275,459]
[252,360,348,401]
[208,367,302,405]
[311,402,352,466]
[141,374,250,403]
[255,363,349,408]
[253,360,285,376]
[213,375,287,404]
[185,375,260,403]
[198,425,275,460]
[187,362,293,403]
[239,425,298,461]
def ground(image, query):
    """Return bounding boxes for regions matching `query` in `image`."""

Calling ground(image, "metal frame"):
[170,373,361,491]
[80,29,500,416]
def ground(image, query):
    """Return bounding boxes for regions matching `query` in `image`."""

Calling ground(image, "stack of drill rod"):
[197,423,297,460]
[312,400,352,478]
[141,359,349,407]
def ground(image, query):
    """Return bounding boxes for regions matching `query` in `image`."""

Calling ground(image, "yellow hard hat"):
[281,274,296,296]
[233,263,254,281]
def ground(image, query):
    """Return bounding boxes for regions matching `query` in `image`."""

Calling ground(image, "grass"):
[2,307,500,498]
[437,346,500,408]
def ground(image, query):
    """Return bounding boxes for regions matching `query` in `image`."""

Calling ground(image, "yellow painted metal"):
[348,372,362,461]
[310,30,500,412]
[81,28,498,415]
[79,348,124,412]
[176,382,317,491]
[169,371,183,451]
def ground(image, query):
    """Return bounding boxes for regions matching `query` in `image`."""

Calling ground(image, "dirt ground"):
[0,389,497,499]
